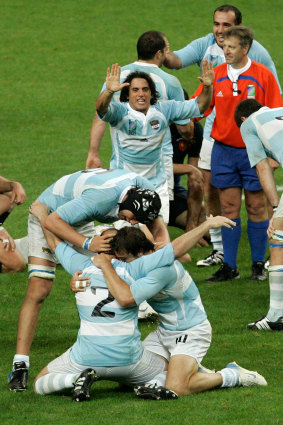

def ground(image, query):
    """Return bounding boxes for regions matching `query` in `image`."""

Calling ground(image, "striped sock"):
[219,368,239,387]
[267,267,283,321]
[209,224,223,252]
[35,373,77,395]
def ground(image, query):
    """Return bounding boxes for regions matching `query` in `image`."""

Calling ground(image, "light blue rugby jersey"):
[240,106,283,168]
[109,62,189,158]
[37,168,155,226]
[100,99,201,189]
[54,242,176,366]
[55,242,142,367]
[130,250,207,331]
[174,33,282,141]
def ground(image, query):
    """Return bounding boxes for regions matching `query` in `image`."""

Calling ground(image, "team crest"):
[178,140,187,152]
[129,120,137,135]
[150,119,160,130]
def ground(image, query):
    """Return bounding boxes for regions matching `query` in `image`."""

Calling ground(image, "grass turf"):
[1,0,283,424]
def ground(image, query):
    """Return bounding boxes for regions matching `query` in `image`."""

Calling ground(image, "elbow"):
[119,296,136,307]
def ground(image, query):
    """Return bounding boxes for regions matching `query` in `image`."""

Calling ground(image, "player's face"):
[118,209,139,225]
[128,78,152,114]
[223,36,249,68]
[213,11,236,48]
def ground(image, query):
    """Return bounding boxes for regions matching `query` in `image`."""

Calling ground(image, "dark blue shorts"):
[169,187,187,226]
[211,141,262,191]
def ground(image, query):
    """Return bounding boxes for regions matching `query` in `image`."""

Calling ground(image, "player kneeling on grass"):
[31,202,266,401]
[93,225,267,400]
[29,202,167,402]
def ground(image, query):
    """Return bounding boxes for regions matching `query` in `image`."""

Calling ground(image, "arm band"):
[82,237,94,250]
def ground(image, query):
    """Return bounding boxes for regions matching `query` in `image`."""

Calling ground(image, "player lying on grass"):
[92,225,267,400]
[0,175,26,273]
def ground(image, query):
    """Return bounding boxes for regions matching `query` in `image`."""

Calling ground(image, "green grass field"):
[1,1,283,424]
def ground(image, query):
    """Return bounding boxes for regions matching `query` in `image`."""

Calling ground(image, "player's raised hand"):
[198,59,214,86]
[106,63,130,93]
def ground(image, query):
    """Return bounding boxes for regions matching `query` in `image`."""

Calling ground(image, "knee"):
[221,200,239,217]
[26,277,53,304]
[166,375,192,396]
[246,202,266,217]
[245,196,267,217]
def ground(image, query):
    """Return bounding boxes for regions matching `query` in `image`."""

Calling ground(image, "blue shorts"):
[169,186,187,226]
[211,141,262,191]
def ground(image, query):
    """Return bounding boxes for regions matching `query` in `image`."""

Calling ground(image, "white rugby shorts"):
[143,319,212,365]
[28,214,96,262]
[47,346,166,386]
[198,138,215,171]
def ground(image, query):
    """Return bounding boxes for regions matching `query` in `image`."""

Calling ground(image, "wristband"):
[82,237,93,250]
[273,206,278,213]
[0,226,4,231]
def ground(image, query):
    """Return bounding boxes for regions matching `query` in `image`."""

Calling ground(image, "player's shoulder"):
[191,32,216,47]
[250,60,274,75]
[154,99,176,112]
[249,39,270,57]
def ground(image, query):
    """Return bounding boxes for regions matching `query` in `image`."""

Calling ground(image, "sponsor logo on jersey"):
[247,85,255,99]
[129,120,137,135]
[150,119,160,130]
[275,116,283,120]
[216,91,224,97]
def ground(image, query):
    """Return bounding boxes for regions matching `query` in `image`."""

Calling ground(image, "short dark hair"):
[110,227,154,258]
[120,71,159,104]
[234,99,263,127]
[223,25,253,49]
[214,5,242,25]
[137,31,166,60]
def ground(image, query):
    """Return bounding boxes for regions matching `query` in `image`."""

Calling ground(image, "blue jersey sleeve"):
[130,266,176,305]
[132,244,175,275]
[174,34,213,68]
[56,187,118,224]
[160,99,202,123]
[55,242,93,275]
[99,102,127,126]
